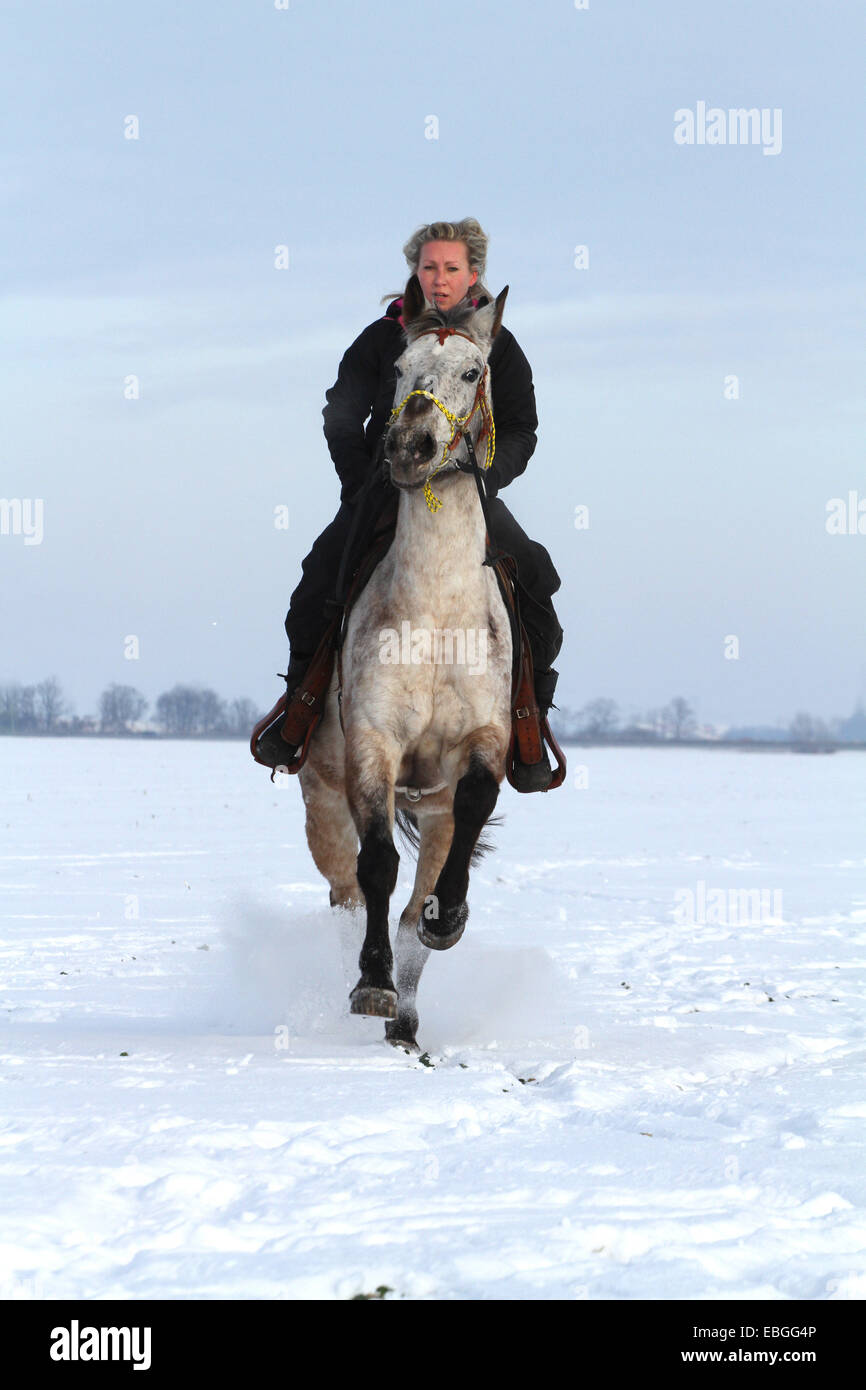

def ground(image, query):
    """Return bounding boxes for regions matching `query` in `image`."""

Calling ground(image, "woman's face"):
[415,240,478,311]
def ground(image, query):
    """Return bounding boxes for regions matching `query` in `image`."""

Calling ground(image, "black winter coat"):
[322,295,538,503]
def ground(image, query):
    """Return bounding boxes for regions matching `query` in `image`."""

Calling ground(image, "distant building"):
[721,725,789,743]
[838,703,866,742]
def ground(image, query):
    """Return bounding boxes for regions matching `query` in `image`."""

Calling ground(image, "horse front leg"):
[298,762,363,910]
[345,729,401,1018]
[385,807,455,1051]
[417,745,502,952]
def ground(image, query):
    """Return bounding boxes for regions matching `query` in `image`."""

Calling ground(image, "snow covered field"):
[1,738,864,1301]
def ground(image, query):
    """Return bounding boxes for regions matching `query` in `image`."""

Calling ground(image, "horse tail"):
[471,813,504,862]
[394,808,422,855]
[393,809,504,863]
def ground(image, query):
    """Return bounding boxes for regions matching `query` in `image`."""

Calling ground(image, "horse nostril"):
[411,432,435,464]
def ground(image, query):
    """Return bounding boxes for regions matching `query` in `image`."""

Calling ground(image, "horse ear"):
[402,273,428,325]
[473,285,509,344]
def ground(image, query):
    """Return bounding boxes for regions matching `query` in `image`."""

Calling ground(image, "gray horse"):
[298,286,512,1050]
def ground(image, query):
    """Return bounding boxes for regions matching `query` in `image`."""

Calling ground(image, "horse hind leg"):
[417,747,501,952]
[385,808,455,1051]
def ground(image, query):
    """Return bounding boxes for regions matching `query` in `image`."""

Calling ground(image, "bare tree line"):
[0,679,262,737]
[553,696,866,746]
[551,696,696,742]
[2,677,863,746]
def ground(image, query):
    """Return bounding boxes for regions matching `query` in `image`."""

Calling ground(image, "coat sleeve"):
[485,331,538,497]
[322,324,382,501]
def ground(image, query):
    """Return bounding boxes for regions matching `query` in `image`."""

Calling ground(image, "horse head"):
[385,279,509,496]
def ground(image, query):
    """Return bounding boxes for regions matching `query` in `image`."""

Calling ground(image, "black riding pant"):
[285,479,564,671]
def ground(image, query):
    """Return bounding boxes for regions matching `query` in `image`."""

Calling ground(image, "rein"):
[387,326,496,513]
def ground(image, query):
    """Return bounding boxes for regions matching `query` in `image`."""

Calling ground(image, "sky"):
[1,0,864,730]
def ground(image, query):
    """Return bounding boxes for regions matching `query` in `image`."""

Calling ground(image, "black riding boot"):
[535,666,559,715]
[252,649,316,768]
[258,481,396,769]
[258,498,359,769]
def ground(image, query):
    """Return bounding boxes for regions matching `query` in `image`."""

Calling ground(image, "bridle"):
[386,325,496,514]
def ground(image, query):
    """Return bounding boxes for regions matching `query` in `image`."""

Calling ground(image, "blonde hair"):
[403,217,488,276]
[381,217,491,305]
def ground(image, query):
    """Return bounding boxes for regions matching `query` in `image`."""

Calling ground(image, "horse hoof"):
[350,985,398,1019]
[385,1033,419,1054]
[416,915,466,951]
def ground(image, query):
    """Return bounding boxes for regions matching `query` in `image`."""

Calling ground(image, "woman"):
[265,217,563,787]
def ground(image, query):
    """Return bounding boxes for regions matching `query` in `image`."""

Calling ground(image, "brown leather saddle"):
[250,510,566,791]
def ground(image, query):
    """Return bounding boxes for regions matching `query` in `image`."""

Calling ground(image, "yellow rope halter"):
[387,360,496,513]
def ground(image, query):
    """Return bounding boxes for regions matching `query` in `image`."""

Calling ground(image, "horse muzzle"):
[387,429,439,488]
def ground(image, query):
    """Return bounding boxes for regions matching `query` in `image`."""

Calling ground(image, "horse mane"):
[403,301,483,348]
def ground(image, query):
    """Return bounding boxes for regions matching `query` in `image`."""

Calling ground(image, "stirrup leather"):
[488,551,566,792]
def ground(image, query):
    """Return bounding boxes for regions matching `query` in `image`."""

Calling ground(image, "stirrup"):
[512,743,553,793]
[250,632,337,778]
[251,693,300,778]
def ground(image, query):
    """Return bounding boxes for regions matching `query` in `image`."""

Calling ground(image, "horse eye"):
[462,368,479,382]
[394,364,403,378]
